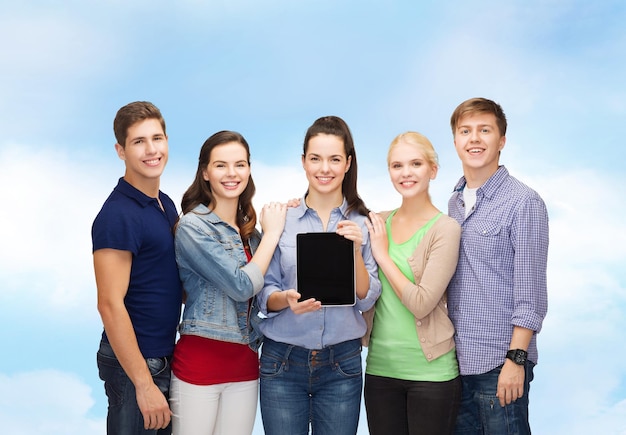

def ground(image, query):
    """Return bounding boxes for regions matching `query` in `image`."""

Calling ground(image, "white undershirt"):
[463,186,478,218]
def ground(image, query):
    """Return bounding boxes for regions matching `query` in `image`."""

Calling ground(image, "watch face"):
[507,349,527,365]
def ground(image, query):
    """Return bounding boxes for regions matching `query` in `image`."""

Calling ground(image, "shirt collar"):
[115,177,160,208]
[293,194,350,220]
[189,203,219,223]
[453,165,509,199]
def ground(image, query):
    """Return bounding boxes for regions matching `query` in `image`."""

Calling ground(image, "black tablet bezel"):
[296,232,356,307]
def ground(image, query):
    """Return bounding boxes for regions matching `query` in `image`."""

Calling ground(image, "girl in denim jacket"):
[169,131,286,435]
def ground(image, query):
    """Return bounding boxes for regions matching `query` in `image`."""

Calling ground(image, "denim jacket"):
[174,204,265,351]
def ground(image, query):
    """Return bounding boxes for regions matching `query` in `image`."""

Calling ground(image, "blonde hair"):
[387,131,439,169]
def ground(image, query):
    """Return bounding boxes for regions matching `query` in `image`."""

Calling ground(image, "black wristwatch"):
[506,349,528,365]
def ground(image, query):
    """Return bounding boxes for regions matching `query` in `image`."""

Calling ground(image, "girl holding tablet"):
[256,116,381,435]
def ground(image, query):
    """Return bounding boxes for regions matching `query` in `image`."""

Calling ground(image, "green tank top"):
[365,211,459,381]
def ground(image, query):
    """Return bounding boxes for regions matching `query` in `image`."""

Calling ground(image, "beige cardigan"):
[362,211,461,362]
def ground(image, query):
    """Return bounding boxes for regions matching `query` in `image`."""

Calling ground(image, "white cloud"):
[538,170,625,264]
[0,145,118,317]
[0,370,104,435]
[513,167,626,433]
[566,399,626,435]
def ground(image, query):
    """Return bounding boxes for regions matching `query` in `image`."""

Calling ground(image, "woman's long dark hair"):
[181,131,257,241]
[303,116,369,216]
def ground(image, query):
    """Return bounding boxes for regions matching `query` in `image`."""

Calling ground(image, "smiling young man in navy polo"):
[92,101,182,434]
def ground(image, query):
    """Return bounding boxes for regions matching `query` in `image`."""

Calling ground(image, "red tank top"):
[171,245,259,385]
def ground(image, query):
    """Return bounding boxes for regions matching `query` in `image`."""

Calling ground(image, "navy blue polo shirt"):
[92,178,182,358]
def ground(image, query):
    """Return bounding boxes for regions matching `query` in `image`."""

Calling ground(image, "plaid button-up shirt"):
[447,166,549,376]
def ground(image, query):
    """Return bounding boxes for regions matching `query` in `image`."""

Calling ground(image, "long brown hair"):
[181,131,257,241]
[303,116,369,216]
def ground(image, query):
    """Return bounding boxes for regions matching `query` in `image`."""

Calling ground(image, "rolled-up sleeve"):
[511,197,549,332]
[355,224,381,312]
[256,244,283,317]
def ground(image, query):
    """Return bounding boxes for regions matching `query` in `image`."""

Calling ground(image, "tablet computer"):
[296,232,356,306]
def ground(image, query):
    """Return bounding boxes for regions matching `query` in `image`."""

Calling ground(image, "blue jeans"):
[97,340,172,435]
[454,362,535,435]
[259,338,363,435]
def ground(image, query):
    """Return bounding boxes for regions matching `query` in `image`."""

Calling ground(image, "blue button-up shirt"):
[257,197,381,349]
[447,166,549,375]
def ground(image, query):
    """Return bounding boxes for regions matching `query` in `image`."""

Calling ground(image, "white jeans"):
[170,373,258,435]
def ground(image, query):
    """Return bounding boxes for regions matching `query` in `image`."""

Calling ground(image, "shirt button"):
[416,321,422,326]
[420,338,426,343]
[427,353,432,359]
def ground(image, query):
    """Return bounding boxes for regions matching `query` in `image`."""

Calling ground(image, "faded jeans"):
[97,340,172,435]
[259,337,363,435]
[454,361,535,435]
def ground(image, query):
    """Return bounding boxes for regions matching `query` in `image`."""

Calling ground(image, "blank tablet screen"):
[296,232,356,306]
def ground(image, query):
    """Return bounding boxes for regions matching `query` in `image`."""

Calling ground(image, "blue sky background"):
[1,1,625,433]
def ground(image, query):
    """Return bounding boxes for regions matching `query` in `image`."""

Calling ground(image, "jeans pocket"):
[97,351,127,407]
[146,357,168,377]
[334,352,362,378]
[260,353,286,379]
[96,348,119,369]
[147,357,172,397]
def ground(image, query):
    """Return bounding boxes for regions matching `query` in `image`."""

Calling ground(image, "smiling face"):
[388,140,437,200]
[302,133,351,198]
[453,113,506,186]
[202,141,250,204]
[115,118,168,191]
